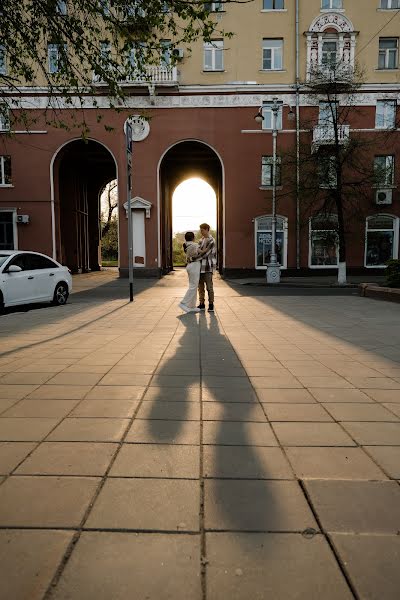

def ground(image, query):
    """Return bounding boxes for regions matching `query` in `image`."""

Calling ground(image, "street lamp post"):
[255,97,294,284]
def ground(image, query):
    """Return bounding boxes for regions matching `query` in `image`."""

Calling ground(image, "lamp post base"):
[266,263,281,284]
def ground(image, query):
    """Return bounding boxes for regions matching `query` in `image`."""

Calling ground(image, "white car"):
[0,250,72,312]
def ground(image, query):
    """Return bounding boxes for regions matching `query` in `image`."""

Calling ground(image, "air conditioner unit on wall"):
[375,189,393,205]
[172,48,184,59]
[17,214,30,224]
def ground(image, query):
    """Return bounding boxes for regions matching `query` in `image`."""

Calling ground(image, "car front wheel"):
[52,282,69,306]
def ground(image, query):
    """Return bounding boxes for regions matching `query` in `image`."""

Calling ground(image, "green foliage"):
[385,259,400,288]
[101,215,118,260]
[0,0,248,132]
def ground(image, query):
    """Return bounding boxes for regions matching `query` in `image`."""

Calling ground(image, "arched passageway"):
[54,140,117,273]
[159,141,223,273]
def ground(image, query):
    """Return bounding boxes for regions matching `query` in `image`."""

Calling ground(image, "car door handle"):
[49,273,55,276]
[28,276,34,280]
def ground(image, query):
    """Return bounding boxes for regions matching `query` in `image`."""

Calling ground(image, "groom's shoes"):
[197,303,205,310]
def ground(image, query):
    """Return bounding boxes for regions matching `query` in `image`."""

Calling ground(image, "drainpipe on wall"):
[295,0,301,269]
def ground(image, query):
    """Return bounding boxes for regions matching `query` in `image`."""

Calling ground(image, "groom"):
[197,223,217,312]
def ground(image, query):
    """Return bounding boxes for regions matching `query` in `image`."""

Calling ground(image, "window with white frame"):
[321,39,339,69]
[378,38,399,69]
[309,215,339,267]
[319,155,337,188]
[255,215,287,269]
[0,156,11,185]
[0,210,16,250]
[262,39,283,70]
[203,40,223,71]
[161,40,171,66]
[374,155,395,187]
[261,156,282,187]
[0,107,10,131]
[0,46,6,75]
[375,100,397,129]
[263,0,285,9]
[319,101,337,126]
[380,0,400,8]
[321,0,343,9]
[365,215,398,267]
[261,101,283,130]
[56,1,67,14]
[205,2,223,11]
[48,43,67,74]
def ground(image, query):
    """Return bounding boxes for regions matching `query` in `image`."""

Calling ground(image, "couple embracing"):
[179,223,216,314]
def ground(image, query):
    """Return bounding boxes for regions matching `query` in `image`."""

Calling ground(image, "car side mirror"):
[7,265,22,273]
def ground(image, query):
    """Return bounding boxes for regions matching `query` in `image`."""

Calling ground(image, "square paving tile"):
[250,376,303,389]
[47,418,129,442]
[46,373,104,386]
[363,446,400,479]
[62,365,111,374]
[204,480,317,531]
[85,386,145,400]
[2,399,79,418]
[0,442,36,474]
[341,422,400,445]
[0,529,73,600]
[110,443,199,478]
[346,377,400,389]
[304,480,400,533]
[203,421,278,446]
[309,388,376,403]
[0,385,39,400]
[206,533,353,600]
[202,388,259,403]
[0,399,19,414]
[150,375,200,388]
[143,387,200,402]
[297,376,353,389]
[98,373,152,386]
[125,419,200,445]
[203,377,253,389]
[86,478,199,531]
[323,403,399,422]
[203,446,293,479]
[15,442,117,476]
[272,422,355,447]
[285,447,387,480]
[26,385,92,400]
[330,533,400,600]
[256,389,316,403]
[383,403,400,418]
[0,372,54,385]
[362,390,400,403]
[264,404,332,422]
[0,476,99,527]
[136,401,200,421]
[202,403,266,422]
[70,399,139,418]
[51,532,201,600]
[0,418,60,441]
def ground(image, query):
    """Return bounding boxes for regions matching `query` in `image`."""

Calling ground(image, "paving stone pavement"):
[0,269,400,600]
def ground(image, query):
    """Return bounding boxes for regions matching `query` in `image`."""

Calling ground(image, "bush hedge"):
[385,259,400,288]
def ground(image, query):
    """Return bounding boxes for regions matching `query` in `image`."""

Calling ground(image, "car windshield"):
[0,255,12,268]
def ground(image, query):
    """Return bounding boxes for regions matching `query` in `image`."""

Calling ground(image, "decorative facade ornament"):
[123,196,152,218]
[309,13,355,33]
[306,13,357,81]
[126,116,150,141]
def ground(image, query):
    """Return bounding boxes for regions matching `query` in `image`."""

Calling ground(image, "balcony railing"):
[307,61,354,84]
[94,65,178,85]
[312,124,350,150]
